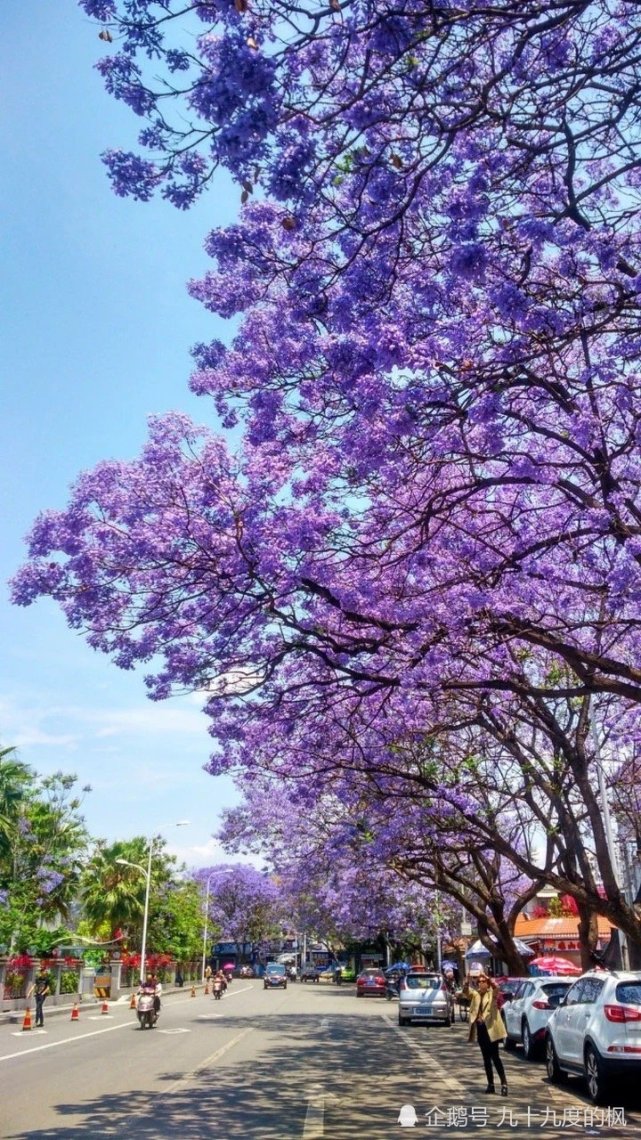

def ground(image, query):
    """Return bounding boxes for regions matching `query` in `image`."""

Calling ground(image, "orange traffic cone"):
[190,985,196,998]
[70,1002,80,1021]
[130,992,137,1009]
[101,1000,109,1014]
[204,982,210,995]
[22,1007,33,1031]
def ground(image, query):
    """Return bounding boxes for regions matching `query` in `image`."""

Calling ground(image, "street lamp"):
[116,820,189,984]
[201,868,233,982]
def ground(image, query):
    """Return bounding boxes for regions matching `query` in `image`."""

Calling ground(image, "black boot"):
[501,1085,508,1097]
[485,1084,495,1094]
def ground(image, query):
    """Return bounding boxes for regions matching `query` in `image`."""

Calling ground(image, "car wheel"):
[545,1035,565,1084]
[398,1014,409,1026]
[503,1034,517,1052]
[585,1044,608,1105]
[522,1020,536,1061]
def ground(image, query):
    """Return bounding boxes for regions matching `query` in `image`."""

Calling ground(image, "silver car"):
[398,972,453,1027]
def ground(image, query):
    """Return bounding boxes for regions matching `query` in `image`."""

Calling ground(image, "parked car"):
[356,968,387,997]
[503,976,573,1059]
[495,977,527,1012]
[263,963,288,990]
[300,965,321,983]
[545,970,641,1103]
[398,971,453,1026]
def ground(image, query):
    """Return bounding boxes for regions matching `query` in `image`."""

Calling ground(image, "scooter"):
[385,975,400,1001]
[137,991,158,1029]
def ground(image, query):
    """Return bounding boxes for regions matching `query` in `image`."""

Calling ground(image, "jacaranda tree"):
[11,1,641,950]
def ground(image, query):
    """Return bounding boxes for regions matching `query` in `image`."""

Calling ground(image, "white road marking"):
[303,1094,325,1138]
[157,1027,254,1100]
[0,1019,131,1062]
[11,1029,46,1037]
[382,1013,464,1094]
[157,1028,190,1034]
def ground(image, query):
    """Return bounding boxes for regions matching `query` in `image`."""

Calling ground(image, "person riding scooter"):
[213,970,227,999]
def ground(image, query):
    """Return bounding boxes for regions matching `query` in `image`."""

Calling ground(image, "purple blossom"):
[79,0,116,17]
[450,242,487,281]
[102,149,160,200]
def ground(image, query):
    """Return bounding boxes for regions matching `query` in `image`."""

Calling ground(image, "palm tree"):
[0,746,32,868]
[79,838,176,946]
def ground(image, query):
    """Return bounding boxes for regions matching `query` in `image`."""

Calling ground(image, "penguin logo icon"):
[398,1103,418,1127]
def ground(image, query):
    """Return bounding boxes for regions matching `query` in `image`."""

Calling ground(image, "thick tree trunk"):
[577,904,599,971]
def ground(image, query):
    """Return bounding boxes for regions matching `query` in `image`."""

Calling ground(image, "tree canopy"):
[10,0,641,952]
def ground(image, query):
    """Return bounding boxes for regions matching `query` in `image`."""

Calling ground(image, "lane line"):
[302,1096,325,1139]
[0,1019,131,1062]
[157,1027,254,1100]
[0,986,255,1065]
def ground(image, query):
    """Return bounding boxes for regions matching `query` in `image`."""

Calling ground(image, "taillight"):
[605,1004,641,1023]
[532,1000,550,1010]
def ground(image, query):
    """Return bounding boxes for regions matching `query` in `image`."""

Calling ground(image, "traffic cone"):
[190,985,196,998]
[70,1002,80,1021]
[130,992,137,1009]
[101,1000,109,1014]
[22,1007,33,1031]
[204,982,210,995]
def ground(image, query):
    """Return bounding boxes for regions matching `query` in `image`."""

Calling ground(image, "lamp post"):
[201,869,233,982]
[116,820,189,984]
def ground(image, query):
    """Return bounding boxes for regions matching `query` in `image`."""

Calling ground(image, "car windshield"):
[616,982,641,1005]
[266,965,285,975]
[540,983,571,1005]
[406,976,440,990]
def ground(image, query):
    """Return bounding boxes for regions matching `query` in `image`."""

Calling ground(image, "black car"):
[263,963,288,989]
[300,965,321,983]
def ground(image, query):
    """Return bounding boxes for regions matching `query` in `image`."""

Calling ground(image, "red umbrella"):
[529,955,581,975]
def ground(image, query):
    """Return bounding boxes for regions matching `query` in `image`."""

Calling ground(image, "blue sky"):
[1,2,246,866]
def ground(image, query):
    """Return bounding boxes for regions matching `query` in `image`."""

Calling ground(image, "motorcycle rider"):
[143,974,162,1015]
[213,969,227,995]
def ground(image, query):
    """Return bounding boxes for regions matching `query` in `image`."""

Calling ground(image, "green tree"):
[0,762,89,954]
[79,836,176,951]
[0,746,31,864]
[147,878,204,964]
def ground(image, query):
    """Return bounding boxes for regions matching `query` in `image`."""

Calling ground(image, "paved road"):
[1,983,639,1138]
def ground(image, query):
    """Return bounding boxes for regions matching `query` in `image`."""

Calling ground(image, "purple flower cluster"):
[19,0,641,945]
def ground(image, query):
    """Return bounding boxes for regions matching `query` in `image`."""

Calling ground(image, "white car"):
[502,976,573,1059]
[545,970,641,1104]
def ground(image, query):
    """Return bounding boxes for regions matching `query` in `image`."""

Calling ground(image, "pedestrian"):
[175,969,184,987]
[27,966,50,1028]
[468,973,508,1096]
[204,964,212,982]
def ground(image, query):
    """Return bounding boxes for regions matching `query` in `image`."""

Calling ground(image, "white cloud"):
[0,692,207,751]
